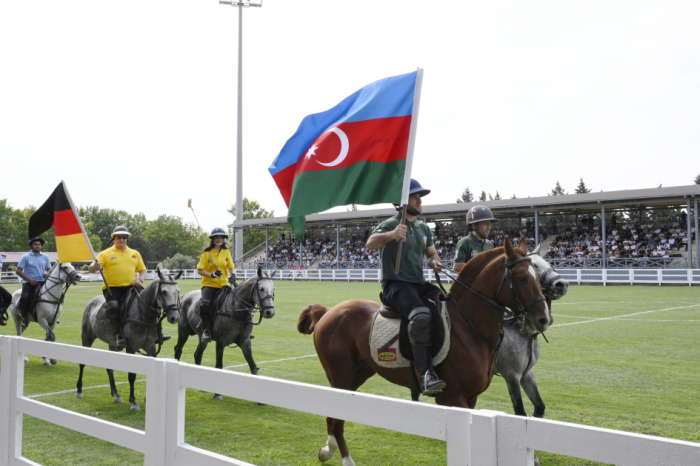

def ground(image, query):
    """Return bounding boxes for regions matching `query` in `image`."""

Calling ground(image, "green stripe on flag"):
[287,160,406,241]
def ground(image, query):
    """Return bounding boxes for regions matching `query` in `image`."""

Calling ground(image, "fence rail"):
[1,335,699,465]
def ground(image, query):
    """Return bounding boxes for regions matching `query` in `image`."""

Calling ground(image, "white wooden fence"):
[1,336,699,466]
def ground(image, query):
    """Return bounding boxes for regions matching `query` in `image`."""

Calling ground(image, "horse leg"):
[38,314,57,366]
[521,370,545,418]
[11,301,29,363]
[173,321,192,361]
[126,347,141,412]
[240,338,259,375]
[504,372,528,417]
[107,346,123,404]
[77,316,98,399]
[319,363,375,466]
[410,388,420,402]
[212,341,225,401]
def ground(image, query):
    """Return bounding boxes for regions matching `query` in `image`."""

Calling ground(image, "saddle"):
[370,292,451,368]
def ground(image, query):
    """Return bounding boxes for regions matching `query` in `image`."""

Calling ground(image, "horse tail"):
[297,304,328,335]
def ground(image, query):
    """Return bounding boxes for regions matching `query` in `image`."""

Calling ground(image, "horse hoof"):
[257,402,267,406]
[114,396,123,404]
[213,394,223,401]
[131,404,141,412]
[23,356,29,363]
[50,359,58,365]
[75,392,83,399]
[341,456,356,466]
[251,367,259,375]
[43,360,51,366]
[534,454,541,466]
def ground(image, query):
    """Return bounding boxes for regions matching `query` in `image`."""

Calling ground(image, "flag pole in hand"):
[394,205,407,274]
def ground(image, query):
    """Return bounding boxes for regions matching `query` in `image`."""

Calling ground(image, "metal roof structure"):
[231,184,700,230]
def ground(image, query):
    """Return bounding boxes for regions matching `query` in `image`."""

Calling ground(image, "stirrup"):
[420,372,446,396]
[201,330,212,343]
[21,318,29,330]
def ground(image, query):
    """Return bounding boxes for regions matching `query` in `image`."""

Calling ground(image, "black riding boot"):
[412,345,445,396]
[200,300,212,343]
[106,306,127,347]
[18,298,29,329]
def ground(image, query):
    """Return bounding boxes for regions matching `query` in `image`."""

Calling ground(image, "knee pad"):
[408,307,432,347]
[105,302,119,316]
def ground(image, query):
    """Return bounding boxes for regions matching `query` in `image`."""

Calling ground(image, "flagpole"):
[394,67,424,274]
[61,181,113,297]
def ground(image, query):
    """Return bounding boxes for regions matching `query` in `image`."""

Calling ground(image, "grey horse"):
[9,262,82,365]
[494,239,568,418]
[174,267,276,400]
[76,269,182,412]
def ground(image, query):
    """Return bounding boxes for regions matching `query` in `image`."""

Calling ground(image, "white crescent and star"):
[304,127,350,167]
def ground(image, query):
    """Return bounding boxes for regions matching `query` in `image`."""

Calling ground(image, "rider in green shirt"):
[367,179,445,395]
[453,206,498,272]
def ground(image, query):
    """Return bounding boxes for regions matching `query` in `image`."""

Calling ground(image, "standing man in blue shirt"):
[16,237,52,329]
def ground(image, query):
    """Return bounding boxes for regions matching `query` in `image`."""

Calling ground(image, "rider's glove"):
[212,270,223,278]
[228,274,237,285]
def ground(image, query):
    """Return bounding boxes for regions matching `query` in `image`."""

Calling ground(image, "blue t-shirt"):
[18,251,52,283]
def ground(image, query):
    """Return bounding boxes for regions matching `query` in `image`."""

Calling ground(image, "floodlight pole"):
[220,0,262,260]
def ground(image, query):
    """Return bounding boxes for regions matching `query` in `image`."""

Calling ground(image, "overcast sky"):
[1,1,698,232]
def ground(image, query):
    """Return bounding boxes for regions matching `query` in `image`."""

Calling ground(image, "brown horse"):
[297,237,552,466]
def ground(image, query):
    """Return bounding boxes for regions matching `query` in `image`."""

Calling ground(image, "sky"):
[1,0,699,233]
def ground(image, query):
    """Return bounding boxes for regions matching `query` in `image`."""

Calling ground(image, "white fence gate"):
[1,336,699,466]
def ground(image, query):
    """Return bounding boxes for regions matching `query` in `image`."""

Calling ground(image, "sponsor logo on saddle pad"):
[378,348,397,361]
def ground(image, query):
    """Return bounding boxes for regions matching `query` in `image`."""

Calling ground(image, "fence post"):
[4,337,24,465]
[165,360,185,466]
[496,414,535,466]
[469,410,499,466]
[657,269,662,286]
[446,407,470,465]
[0,336,14,466]
[144,358,170,466]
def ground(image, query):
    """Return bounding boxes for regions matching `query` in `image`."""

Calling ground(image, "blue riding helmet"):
[409,179,430,197]
[209,227,229,239]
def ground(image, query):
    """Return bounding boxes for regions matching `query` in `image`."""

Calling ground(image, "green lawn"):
[1,280,699,465]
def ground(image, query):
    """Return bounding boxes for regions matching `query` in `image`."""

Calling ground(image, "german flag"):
[28,181,95,263]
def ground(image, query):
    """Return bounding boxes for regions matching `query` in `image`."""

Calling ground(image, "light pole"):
[219,0,262,260]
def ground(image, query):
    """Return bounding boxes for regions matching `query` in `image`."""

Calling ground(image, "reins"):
[224,276,275,326]
[127,278,180,356]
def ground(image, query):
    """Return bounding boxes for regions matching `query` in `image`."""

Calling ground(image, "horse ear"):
[270,268,277,278]
[517,236,528,252]
[173,270,183,280]
[504,236,517,261]
[257,266,263,279]
[532,243,542,256]
[157,268,164,281]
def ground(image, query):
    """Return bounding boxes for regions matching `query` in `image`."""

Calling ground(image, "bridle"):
[35,264,81,326]
[129,277,181,355]
[230,275,275,326]
[437,253,547,379]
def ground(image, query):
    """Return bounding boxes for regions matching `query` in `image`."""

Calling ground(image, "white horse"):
[9,262,82,365]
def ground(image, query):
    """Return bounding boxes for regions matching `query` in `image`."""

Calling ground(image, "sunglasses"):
[115,236,129,240]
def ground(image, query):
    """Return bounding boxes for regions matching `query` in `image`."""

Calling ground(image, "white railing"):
[1,336,699,465]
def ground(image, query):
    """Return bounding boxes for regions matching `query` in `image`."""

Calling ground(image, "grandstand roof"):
[231,184,700,229]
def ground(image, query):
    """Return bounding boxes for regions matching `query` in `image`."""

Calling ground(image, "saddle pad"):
[369,301,451,369]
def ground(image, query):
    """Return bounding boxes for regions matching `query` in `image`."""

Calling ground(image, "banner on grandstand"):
[268,69,423,242]
[28,181,97,263]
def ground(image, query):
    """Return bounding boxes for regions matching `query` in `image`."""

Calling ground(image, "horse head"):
[155,268,181,324]
[255,266,276,319]
[53,263,82,285]
[503,237,551,333]
[517,237,568,301]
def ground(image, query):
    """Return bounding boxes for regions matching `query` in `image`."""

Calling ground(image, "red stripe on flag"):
[54,209,83,237]
[272,165,296,207]
[295,116,411,175]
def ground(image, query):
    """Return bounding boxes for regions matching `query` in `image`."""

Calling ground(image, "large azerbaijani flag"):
[269,69,423,242]
[28,181,96,263]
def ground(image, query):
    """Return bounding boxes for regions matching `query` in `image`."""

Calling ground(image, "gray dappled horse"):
[9,262,82,365]
[76,269,181,412]
[494,239,568,418]
[174,267,276,400]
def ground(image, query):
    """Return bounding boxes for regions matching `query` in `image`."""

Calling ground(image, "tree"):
[479,191,487,202]
[143,215,206,261]
[549,181,567,196]
[694,174,700,185]
[575,178,592,194]
[229,198,275,254]
[162,253,198,270]
[494,192,502,200]
[456,187,474,203]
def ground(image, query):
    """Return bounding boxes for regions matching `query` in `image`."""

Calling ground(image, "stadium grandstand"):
[231,184,700,271]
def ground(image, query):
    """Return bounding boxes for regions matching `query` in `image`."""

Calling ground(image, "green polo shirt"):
[372,213,433,290]
[455,232,494,264]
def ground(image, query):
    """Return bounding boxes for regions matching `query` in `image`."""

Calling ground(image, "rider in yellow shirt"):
[89,226,147,347]
[197,227,236,343]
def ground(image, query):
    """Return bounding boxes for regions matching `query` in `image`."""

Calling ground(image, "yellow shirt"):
[197,248,234,289]
[94,245,147,290]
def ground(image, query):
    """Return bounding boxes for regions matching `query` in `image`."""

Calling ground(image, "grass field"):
[1,280,699,465]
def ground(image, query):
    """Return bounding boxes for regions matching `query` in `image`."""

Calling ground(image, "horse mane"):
[455,247,504,286]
